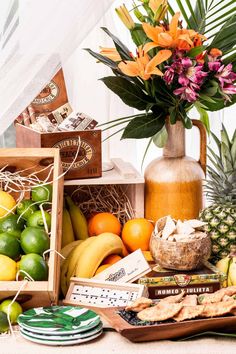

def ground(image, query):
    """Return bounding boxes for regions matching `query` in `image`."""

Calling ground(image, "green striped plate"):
[18,306,100,335]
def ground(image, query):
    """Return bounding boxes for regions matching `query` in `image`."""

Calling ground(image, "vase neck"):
[163,119,185,158]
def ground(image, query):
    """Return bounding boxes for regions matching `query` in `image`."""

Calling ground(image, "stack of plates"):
[17,306,103,346]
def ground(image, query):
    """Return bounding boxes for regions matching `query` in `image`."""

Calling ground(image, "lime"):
[0,191,16,217]
[0,214,25,238]
[0,311,9,333]
[16,199,38,220]
[19,254,48,281]
[27,210,51,230]
[0,300,22,324]
[0,233,21,260]
[31,185,52,204]
[0,255,16,280]
[20,227,50,255]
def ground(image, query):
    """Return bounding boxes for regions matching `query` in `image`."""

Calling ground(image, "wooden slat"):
[0,148,64,308]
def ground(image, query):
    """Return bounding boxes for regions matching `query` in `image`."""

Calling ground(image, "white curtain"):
[0,0,236,170]
[0,0,114,134]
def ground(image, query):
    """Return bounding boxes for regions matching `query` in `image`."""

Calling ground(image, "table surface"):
[1,330,236,354]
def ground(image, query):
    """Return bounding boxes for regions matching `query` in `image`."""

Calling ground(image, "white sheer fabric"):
[0,0,114,134]
[0,0,236,170]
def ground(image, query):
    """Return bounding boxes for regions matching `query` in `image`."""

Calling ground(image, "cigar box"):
[138,261,226,299]
[15,124,102,180]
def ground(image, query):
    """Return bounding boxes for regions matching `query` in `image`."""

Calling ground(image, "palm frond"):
[173,0,236,51]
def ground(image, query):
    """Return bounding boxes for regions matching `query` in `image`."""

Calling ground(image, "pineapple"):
[200,125,236,264]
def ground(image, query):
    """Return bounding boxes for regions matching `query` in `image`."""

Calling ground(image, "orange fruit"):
[95,264,111,275]
[121,218,154,252]
[88,212,121,236]
[102,254,122,265]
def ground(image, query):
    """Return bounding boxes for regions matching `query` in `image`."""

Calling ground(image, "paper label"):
[93,249,151,283]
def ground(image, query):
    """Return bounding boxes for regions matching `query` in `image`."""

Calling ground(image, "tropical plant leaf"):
[191,1,206,32]
[141,137,153,170]
[121,113,165,139]
[101,27,131,60]
[84,48,118,69]
[188,45,205,57]
[131,24,148,47]
[100,76,153,110]
[153,125,168,147]
[207,14,236,51]
[195,102,210,134]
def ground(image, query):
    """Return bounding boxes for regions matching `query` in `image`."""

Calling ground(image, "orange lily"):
[149,0,168,21]
[143,12,206,52]
[99,47,122,62]
[115,4,135,30]
[118,47,172,80]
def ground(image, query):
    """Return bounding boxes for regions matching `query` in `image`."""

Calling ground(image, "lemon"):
[0,300,22,324]
[0,311,9,333]
[0,255,16,280]
[0,191,16,217]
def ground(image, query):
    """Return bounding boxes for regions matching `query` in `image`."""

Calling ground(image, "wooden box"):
[0,148,64,309]
[64,158,145,218]
[15,124,102,180]
[138,262,224,299]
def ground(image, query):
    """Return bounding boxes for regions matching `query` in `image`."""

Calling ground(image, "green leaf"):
[131,24,148,47]
[188,46,205,57]
[101,27,131,60]
[121,113,165,139]
[141,137,153,170]
[199,93,217,103]
[176,0,192,28]
[221,124,231,149]
[153,125,168,148]
[208,14,236,52]
[100,76,152,110]
[192,1,206,32]
[84,48,118,69]
[183,116,193,129]
[195,103,210,134]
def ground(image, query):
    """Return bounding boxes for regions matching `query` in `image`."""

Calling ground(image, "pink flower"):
[163,67,175,84]
[208,61,221,71]
[178,65,207,86]
[215,64,236,87]
[222,84,236,95]
[174,86,198,102]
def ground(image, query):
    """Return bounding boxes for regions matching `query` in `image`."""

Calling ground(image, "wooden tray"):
[95,307,236,342]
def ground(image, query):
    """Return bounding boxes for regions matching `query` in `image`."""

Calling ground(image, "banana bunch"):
[65,196,88,240]
[60,232,123,297]
[216,255,236,287]
[61,207,75,248]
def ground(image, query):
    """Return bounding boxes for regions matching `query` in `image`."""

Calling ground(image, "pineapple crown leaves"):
[205,125,236,205]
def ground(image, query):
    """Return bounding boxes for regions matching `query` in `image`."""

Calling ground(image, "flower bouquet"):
[86,0,236,146]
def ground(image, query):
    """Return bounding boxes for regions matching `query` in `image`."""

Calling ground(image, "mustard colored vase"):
[144,119,207,222]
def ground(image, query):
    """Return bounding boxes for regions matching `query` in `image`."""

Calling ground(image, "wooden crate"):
[15,124,102,180]
[64,158,144,218]
[0,148,64,309]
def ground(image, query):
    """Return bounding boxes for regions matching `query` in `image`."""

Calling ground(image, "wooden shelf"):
[64,158,144,186]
